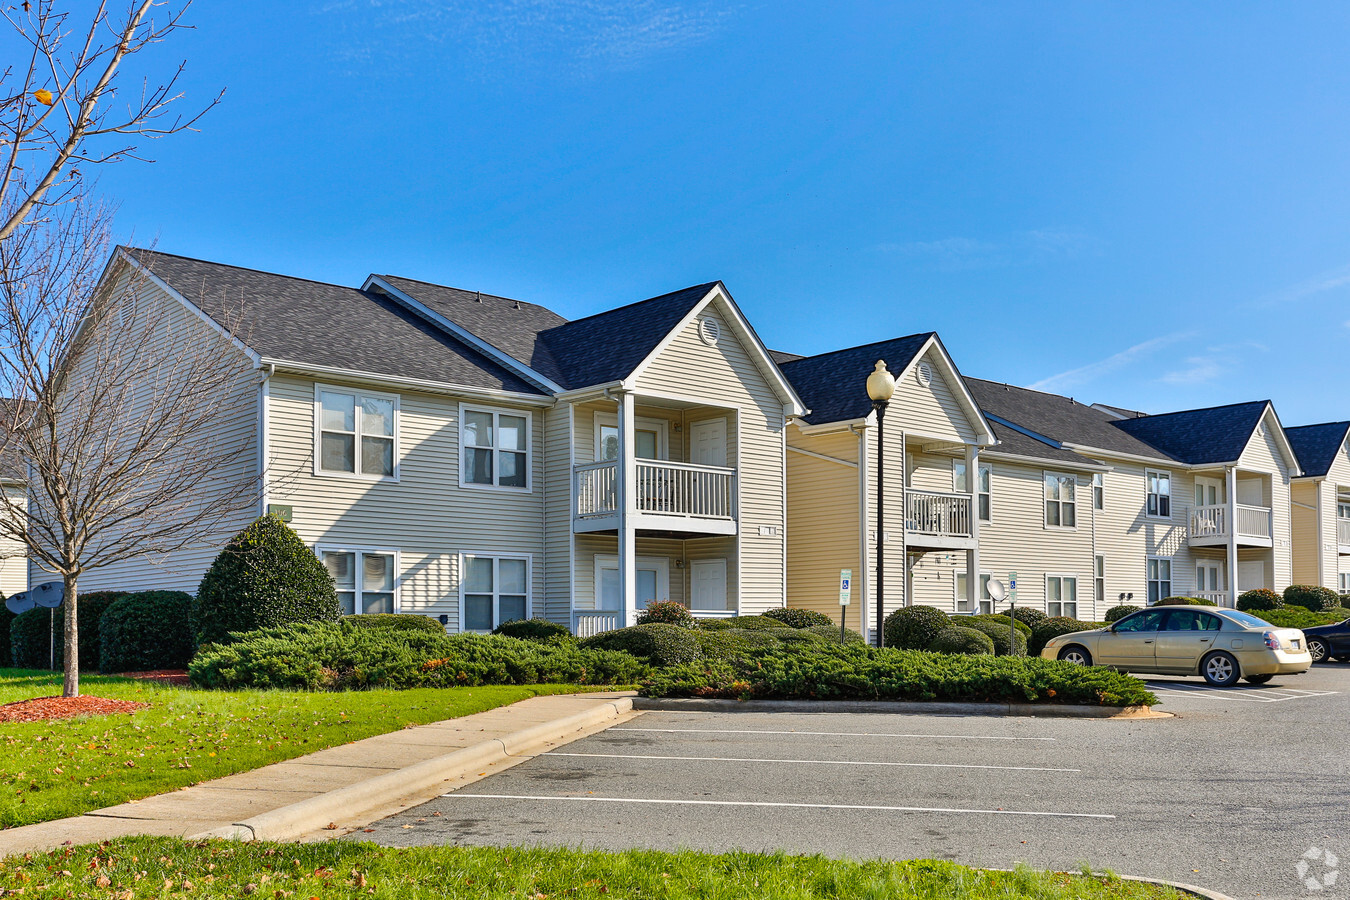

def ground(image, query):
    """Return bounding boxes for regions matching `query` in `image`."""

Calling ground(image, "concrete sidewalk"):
[0,691,639,856]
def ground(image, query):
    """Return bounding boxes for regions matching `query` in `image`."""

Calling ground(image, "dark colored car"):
[1301,617,1350,664]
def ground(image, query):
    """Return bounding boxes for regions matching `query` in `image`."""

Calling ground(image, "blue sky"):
[72,2,1350,424]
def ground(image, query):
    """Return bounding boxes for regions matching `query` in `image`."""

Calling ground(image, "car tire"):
[1057,645,1092,666]
[1334,655,1350,663]
[1308,638,1328,663]
[1201,651,1241,687]
[1244,674,1273,685]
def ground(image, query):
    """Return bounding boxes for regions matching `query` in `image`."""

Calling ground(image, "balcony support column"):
[965,444,980,615]
[1225,466,1239,606]
[617,391,638,628]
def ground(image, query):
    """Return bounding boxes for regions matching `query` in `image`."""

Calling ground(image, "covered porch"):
[1187,467,1274,549]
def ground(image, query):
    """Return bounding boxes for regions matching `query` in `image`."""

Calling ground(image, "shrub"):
[883,605,950,650]
[347,614,447,635]
[693,627,778,660]
[1156,596,1216,607]
[1105,604,1143,623]
[805,624,866,644]
[763,607,836,629]
[1236,588,1283,612]
[98,591,194,673]
[967,614,1032,638]
[1030,617,1098,656]
[1001,606,1048,630]
[0,603,12,668]
[1250,607,1350,630]
[10,590,127,670]
[929,626,995,656]
[581,623,701,667]
[719,615,790,630]
[961,618,1027,656]
[192,515,340,647]
[492,618,570,641]
[189,623,647,691]
[1283,584,1343,612]
[640,644,1158,708]
[636,601,694,627]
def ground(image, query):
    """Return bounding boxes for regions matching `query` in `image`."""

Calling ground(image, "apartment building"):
[1286,422,1350,593]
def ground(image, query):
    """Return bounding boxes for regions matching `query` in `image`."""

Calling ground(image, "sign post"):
[987,579,1011,656]
[838,569,852,643]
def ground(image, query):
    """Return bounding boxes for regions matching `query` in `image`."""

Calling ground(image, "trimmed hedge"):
[192,515,340,647]
[98,591,194,673]
[1253,607,1350,630]
[188,623,647,691]
[806,624,866,644]
[1105,604,1143,623]
[1001,607,1048,630]
[883,605,950,650]
[967,614,1032,638]
[0,604,12,668]
[929,626,994,656]
[961,618,1027,656]
[764,607,836,629]
[1283,584,1342,612]
[694,627,781,659]
[10,590,127,670]
[640,644,1158,707]
[1030,617,1100,656]
[492,618,570,641]
[1236,588,1283,612]
[636,601,694,627]
[1156,596,1216,606]
[581,624,701,667]
[348,614,447,635]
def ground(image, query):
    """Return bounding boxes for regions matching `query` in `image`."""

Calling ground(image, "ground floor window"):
[1046,575,1077,618]
[1340,572,1350,593]
[1147,557,1172,604]
[462,554,529,631]
[594,555,670,611]
[1094,555,1105,606]
[955,572,993,614]
[321,548,397,615]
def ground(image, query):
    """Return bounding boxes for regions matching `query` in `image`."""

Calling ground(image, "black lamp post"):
[866,360,896,647]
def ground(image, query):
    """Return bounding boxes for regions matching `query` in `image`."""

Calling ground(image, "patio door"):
[1237,560,1265,591]
[1194,476,1223,508]
[1195,561,1224,597]
[595,555,670,611]
[690,418,727,467]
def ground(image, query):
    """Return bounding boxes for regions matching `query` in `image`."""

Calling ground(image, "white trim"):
[1146,555,1174,605]
[567,403,577,624]
[264,358,553,406]
[903,336,997,446]
[1251,404,1302,477]
[460,551,534,632]
[459,402,534,493]
[978,449,1111,473]
[1042,470,1078,530]
[954,570,994,614]
[593,554,671,610]
[1044,573,1079,618]
[593,411,669,461]
[978,462,992,524]
[317,544,402,615]
[786,445,858,468]
[313,383,401,482]
[1145,468,1173,520]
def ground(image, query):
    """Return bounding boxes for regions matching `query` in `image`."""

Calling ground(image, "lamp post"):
[866,360,896,647]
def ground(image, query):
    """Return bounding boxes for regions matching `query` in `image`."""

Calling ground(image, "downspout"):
[850,423,868,639]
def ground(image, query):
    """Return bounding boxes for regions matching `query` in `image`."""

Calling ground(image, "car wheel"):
[1057,645,1092,666]
[1201,651,1241,687]
[1308,638,1328,663]
[1244,674,1273,685]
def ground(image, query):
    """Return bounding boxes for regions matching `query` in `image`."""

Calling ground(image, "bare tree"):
[0,0,221,242]
[0,197,261,697]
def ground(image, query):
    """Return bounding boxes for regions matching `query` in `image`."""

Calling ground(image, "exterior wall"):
[785,427,860,626]
[571,534,735,610]
[543,404,574,626]
[889,348,978,444]
[1292,480,1320,586]
[0,486,26,597]
[1239,416,1295,589]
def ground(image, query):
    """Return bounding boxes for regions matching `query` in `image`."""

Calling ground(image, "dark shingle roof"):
[1111,400,1270,466]
[1095,403,1149,419]
[779,334,933,425]
[768,349,804,365]
[965,378,1173,461]
[126,249,544,395]
[983,420,1103,467]
[1282,422,1349,477]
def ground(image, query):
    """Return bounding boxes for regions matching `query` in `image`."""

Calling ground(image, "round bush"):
[763,607,836,629]
[961,618,1027,656]
[1105,604,1143,623]
[928,626,995,656]
[98,591,194,673]
[347,613,447,635]
[883,605,950,650]
[1236,588,1282,612]
[694,627,779,660]
[1001,606,1048,630]
[10,589,127,670]
[636,601,694,627]
[1282,584,1342,612]
[581,623,701,667]
[492,617,570,641]
[967,614,1032,638]
[1156,596,1216,607]
[805,624,866,644]
[1030,617,1097,655]
[192,515,340,647]
[0,603,13,668]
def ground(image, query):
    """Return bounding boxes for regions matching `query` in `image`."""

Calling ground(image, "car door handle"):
[1143,640,1154,643]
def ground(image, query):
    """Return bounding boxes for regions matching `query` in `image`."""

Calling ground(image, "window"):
[1044,472,1077,528]
[1046,575,1077,618]
[462,405,530,490]
[1092,473,1104,510]
[953,460,968,493]
[1146,469,1172,518]
[596,413,666,461]
[594,556,670,611]
[1114,609,1165,633]
[1162,609,1221,632]
[461,555,529,631]
[955,572,993,614]
[1338,501,1350,521]
[321,548,397,615]
[1147,557,1172,604]
[978,465,992,522]
[317,387,396,478]
[1340,573,1350,593]
[1094,555,1105,605]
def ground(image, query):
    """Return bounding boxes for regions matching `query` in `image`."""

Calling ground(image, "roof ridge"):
[964,376,1095,406]
[543,281,722,331]
[380,274,562,316]
[1118,398,1271,421]
[780,332,936,367]
[1286,421,1350,430]
[122,246,361,292]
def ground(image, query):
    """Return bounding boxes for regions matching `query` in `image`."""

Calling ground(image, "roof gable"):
[779,334,932,426]
[1285,422,1350,478]
[1110,400,1272,466]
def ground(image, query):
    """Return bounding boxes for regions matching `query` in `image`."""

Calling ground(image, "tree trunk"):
[62,575,78,698]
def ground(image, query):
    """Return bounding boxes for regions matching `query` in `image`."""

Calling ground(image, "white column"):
[1225,466,1239,606]
[966,444,980,614]
[617,391,638,628]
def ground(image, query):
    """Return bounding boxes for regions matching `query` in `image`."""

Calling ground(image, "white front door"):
[1237,560,1265,591]
[690,558,729,611]
[595,556,670,611]
[690,418,728,468]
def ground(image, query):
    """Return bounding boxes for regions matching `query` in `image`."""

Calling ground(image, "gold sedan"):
[1041,606,1311,686]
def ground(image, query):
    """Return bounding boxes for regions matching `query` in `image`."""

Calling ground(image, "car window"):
[1164,610,1221,631]
[1196,612,1221,631]
[1114,610,1165,633]
[1222,610,1273,628]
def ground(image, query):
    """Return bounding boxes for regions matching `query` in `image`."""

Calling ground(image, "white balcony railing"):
[1338,518,1350,547]
[1188,503,1272,542]
[573,460,736,521]
[904,490,973,539]
[1194,590,1230,607]
[573,610,620,638]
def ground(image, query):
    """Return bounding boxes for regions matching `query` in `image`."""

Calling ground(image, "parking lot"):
[362,665,1350,900]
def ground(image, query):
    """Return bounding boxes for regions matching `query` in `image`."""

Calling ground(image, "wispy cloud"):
[873,228,1101,271]
[1030,332,1192,394]
[1156,341,1266,386]
[1253,263,1350,308]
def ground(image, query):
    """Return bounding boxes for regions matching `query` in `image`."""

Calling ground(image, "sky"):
[35,1,1350,424]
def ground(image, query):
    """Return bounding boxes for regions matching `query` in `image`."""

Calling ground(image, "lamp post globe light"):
[866,360,896,647]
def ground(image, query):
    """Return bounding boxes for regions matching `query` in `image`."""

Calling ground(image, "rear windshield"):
[1222,610,1273,629]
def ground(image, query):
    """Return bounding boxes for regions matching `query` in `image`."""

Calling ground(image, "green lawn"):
[0,838,1188,899]
[0,669,593,828]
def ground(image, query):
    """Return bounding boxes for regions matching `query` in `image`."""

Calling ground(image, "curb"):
[632,697,1168,719]
[190,696,634,843]
[987,867,1235,900]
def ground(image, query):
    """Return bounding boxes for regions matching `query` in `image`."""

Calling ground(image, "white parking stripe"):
[547,751,1079,773]
[1148,684,1338,703]
[609,727,1056,741]
[441,793,1114,820]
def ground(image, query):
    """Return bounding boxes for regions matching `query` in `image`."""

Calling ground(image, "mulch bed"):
[116,669,190,686]
[0,695,148,723]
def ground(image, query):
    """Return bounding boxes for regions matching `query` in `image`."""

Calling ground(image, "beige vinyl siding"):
[0,487,26,597]
[266,374,546,630]
[633,302,786,614]
[785,427,860,620]
[1239,416,1295,589]
[543,404,574,626]
[1292,480,1320,585]
[890,349,976,443]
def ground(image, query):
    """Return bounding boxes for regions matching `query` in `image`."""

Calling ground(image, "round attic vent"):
[915,361,934,387]
[698,316,721,346]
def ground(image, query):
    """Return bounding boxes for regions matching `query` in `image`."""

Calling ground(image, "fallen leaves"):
[0,697,147,724]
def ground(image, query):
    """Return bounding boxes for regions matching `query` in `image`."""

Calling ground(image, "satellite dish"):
[987,579,1008,603]
[31,582,64,608]
[4,590,34,614]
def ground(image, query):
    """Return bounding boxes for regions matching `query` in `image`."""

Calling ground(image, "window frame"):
[954,570,994,614]
[1094,555,1105,606]
[1045,573,1078,618]
[313,384,400,482]
[459,403,533,493]
[593,412,669,462]
[317,544,401,615]
[1145,468,1172,520]
[1092,473,1104,510]
[1147,556,1173,604]
[460,552,532,633]
[978,464,992,523]
[1043,471,1078,530]
[1340,572,1350,593]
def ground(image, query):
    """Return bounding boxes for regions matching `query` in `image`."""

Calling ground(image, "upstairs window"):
[1146,469,1172,519]
[1044,472,1077,528]
[1092,473,1104,510]
[317,387,397,479]
[462,406,530,490]
[1337,501,1350,521]
[978,464,992,522]
[1095,555,1105,605]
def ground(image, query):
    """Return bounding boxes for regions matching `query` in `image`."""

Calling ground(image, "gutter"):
[259,359,556,407]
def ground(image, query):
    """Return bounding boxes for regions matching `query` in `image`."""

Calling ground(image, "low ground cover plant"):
[1253,607,1350,629]
[348,613,448,635]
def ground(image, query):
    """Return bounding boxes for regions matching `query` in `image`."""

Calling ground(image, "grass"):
[0,668,594,828]
[0,838,1189,899]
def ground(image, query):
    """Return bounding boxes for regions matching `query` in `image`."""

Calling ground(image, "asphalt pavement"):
[359,664,1350,900]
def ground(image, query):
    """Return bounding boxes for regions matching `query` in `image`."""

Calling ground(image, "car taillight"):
[1263,631,1282,650]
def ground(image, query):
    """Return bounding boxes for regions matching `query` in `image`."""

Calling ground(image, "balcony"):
[1193,590,1231,607]
[904,489,975,550]
[573,459,738,536]
[1188,503,1273,548]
